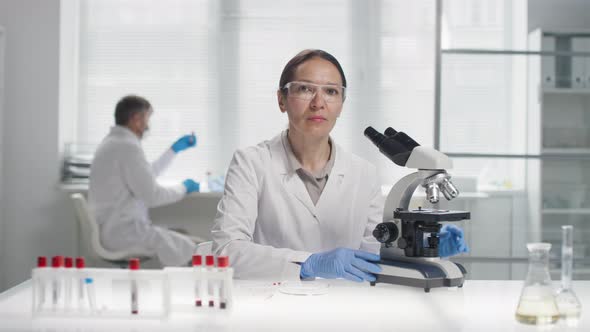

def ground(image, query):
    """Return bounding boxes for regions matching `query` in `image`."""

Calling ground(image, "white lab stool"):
[70,193,153,268]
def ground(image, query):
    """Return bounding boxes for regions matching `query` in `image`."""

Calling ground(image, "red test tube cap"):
[129,258,140,270]
[52,256,64,268]
[205,255,215,267]
[192,255,202,266]
[217,256,229,268]
[37,256,47,268]
[65,257,73,268]
[76,257,85,268]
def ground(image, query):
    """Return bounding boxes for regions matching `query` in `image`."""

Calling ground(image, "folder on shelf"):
[541,36,556,88]
[572,37,590,89]
[555,36,572,88]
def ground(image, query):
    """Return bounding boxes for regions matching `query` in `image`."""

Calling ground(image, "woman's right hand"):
[300,248,381,282]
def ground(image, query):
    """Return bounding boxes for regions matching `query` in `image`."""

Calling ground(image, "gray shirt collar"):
[281,130,336,179]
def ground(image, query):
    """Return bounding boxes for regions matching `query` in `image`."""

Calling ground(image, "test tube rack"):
[31,265,234,320]
[165,266,234,315]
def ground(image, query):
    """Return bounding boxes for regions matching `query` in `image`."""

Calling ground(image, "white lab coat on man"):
[212,130,383,280]
[89,126,196,266]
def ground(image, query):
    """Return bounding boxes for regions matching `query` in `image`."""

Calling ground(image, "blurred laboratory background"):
[0,0,589,291]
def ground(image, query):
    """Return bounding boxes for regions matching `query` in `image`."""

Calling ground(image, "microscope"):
[364,126,470,292]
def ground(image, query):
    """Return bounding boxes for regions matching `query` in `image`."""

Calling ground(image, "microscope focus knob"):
[373,222,399,244]
[397,238,408,249]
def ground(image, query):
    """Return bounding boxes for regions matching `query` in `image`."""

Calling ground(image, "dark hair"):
[114,95,152,126]
[279,49,347,95]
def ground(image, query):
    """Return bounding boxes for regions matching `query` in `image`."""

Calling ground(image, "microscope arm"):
[383,170,444,223]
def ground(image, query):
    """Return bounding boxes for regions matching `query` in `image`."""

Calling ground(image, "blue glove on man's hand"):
[300,248,382,282]
[172,133,197,153]
[438,224,469,257]
[182,179,200,194]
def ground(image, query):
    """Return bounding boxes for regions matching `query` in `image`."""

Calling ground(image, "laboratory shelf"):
[441,48,590,56]
[542,208,590,215]
[542,88,590,95]
[550,268,590,276]
[542,148,590,155]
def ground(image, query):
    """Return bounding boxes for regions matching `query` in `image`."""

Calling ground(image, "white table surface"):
[0,279,587,332]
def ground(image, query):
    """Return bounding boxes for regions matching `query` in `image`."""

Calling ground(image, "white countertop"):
[0,279,587,331]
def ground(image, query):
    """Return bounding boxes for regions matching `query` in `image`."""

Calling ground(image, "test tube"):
[217,256,229,309]
[205,255,215,307]
[36,256,47,311]
[129,258,140,315]
[85,278,96,313]
[561,225,574,290]
[76,257,86,309]
[556,225,582,321]
[193,255,203,307]
[64,257,73,310]
[51,256,64,310]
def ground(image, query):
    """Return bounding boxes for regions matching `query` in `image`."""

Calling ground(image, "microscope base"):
[370,256,467,293]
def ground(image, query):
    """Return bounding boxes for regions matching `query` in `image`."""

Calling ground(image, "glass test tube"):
[561,225,574,289]
[36,256,47,311]
[129,258,140,315]
[51,256,64,310]
[76,257,86,309]
[85,278,96,313]
[205,255,215,307]
[556,225,582,321]
[217,256,229,309]
[192,255,203,307]
[64,257,73,309]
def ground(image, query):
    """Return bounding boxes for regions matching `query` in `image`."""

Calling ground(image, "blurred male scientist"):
[89,95,200,266]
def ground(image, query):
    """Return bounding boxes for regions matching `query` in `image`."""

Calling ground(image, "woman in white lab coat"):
[212,49,385,282]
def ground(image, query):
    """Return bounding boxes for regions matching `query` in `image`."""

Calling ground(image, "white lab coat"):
[212,131,383,280]
[89,126,196,266]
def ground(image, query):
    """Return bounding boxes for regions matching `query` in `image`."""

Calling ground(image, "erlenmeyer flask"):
[555,225,582,323]
[515,243,560,325]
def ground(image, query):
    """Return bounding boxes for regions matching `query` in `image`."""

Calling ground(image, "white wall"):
[0,26,5,290]
[0,0,220,290]
[0,0,77,291]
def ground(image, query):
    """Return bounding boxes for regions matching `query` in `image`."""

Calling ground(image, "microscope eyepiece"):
[384,127,398,137]
[384,127,420,150]
[364,126,386,144]
[364,126,412,167]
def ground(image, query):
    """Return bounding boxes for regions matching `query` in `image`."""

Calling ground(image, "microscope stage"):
[394,208,470,222]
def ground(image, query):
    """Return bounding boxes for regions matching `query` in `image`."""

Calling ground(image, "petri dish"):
[278,280,330,296]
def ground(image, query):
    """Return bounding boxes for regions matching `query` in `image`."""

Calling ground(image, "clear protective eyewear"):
[283,81,346,103]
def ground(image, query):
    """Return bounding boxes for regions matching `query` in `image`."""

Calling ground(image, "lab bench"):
[1,278,588,331]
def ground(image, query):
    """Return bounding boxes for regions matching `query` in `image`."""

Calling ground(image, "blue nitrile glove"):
[182,179,200,193]
[171,133,197,153]
[438,224,469,258]
[300,248,382,282]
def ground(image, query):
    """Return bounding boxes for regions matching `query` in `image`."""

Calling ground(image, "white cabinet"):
[0,26,4,289]
[529,29,590,279]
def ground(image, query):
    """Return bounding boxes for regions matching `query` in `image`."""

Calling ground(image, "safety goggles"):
[282,81,346,103]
